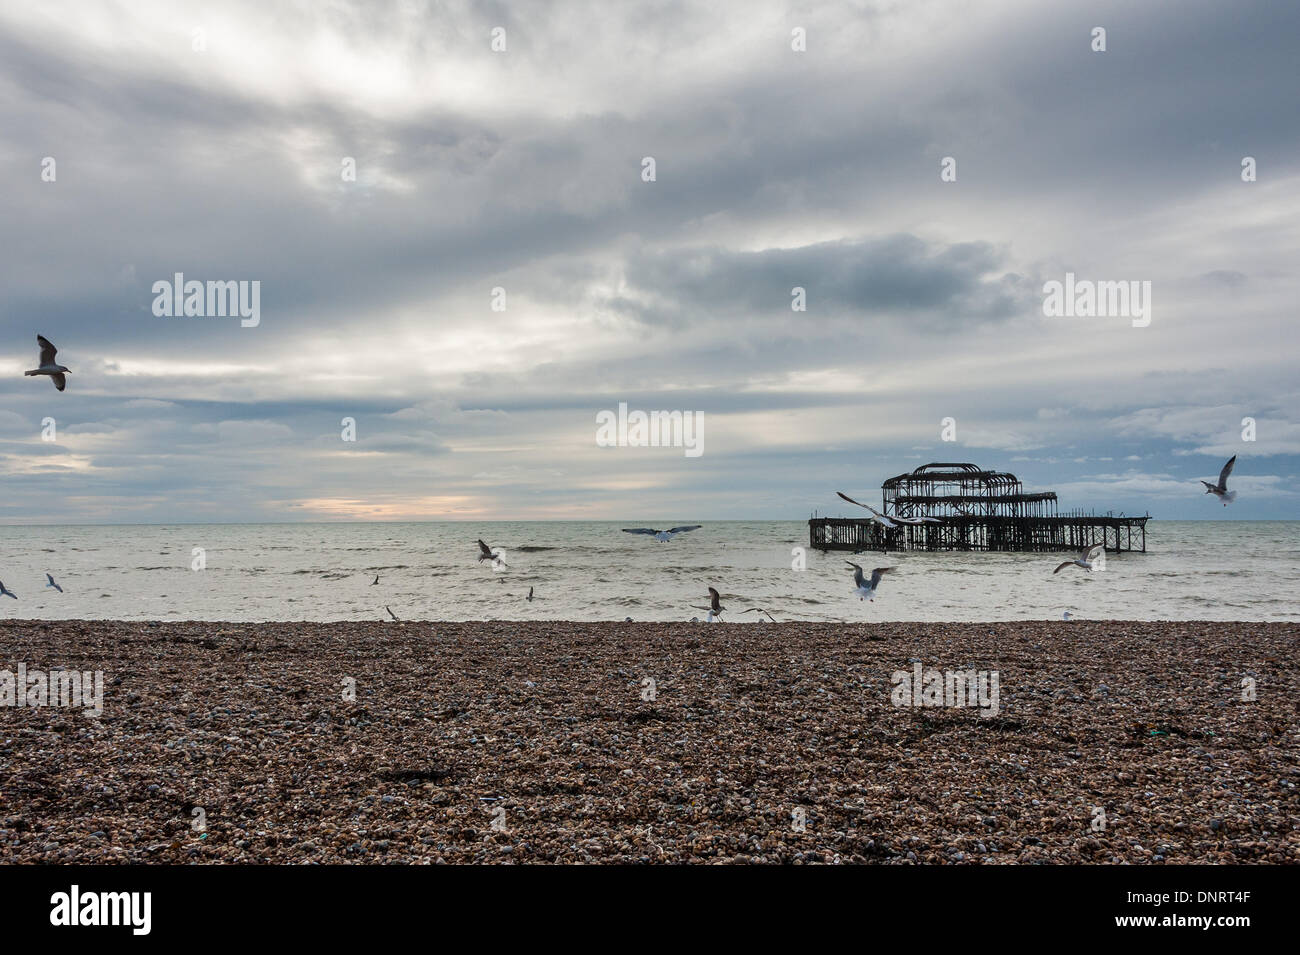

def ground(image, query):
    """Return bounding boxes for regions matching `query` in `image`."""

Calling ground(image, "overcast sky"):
[1,0,1296,523]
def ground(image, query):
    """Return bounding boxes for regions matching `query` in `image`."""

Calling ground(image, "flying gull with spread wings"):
[846,562,892,601]
[835,492,899,528]
[622,525,702,542]
[1200,455,1238,506]
[838,491,945,525]
[477,539,508,568]
[1053,543,1105,574]
[25,335,71,391]
[694,586,726,622]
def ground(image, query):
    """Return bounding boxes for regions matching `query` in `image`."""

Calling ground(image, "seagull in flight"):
[0,581,16,599]
[739,608,778,623]
[477,539,508,568]
[385,606,400,621]
[1200,455,1237,506]
[846,562,892,601]
[836,492,898,528]
[622,525,702,542]
[1053,543,1105,574]
[25,335,71,391]
[693,586,726,622]
[45,574,62,593]
[839,491,944,525]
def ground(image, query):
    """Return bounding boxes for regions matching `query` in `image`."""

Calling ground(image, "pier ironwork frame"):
[810,462,1148,553]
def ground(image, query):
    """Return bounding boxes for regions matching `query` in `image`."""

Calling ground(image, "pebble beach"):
[1,619,1296,864]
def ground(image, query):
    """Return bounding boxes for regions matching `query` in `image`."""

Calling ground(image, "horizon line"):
[0,517,1294,529]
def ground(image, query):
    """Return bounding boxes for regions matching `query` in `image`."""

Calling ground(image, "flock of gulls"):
[14,332,1243,620]
[477,459,1239,623]
[448,455,1238,623]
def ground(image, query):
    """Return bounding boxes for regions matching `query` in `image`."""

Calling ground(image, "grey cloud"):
[610,235,1036,328]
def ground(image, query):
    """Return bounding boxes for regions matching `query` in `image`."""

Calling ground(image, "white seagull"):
[835,492,898,528]
[25,335,71,391]
[1200,455,1237,506]
[0,581,15,599]
[846,562,892,601]
[46,573,63,593]
[622,525,702,542]
[1053,543,1105,574]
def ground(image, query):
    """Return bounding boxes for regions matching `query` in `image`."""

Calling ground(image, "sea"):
[0,521,1296,623]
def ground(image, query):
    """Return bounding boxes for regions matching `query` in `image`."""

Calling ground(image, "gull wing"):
[667,525,701,535]
[844,561,865,587]
[836,491,873,510]
[51,373,66,392]
[1082,542,1105,562]
[1053,561,1075,574]
[869,567,892,589]
[836,491,898,526]
[621,528,659,535]
[477,539,495,558]
[1218,455,1236,490]
[37,335,57,365]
